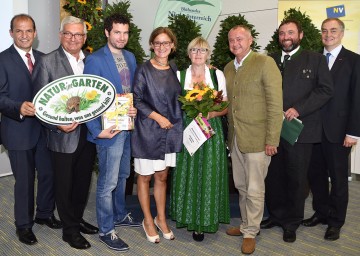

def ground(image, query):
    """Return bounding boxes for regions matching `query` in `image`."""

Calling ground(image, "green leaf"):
[62,0,147,63]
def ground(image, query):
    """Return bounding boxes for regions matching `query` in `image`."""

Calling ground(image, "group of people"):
[224,18,359,254]
[0,11,359,256]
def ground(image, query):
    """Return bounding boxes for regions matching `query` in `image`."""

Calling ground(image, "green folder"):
[280,118,304,145]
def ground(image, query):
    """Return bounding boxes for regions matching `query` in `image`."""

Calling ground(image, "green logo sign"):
[33,74,116,125]
[170,0,215,6]
[154,0,222,38]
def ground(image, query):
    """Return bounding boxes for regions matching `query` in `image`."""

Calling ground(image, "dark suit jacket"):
[322,47,360,143]
[32,46,82,153]
[0,45,43,150]
[270,49,333,143]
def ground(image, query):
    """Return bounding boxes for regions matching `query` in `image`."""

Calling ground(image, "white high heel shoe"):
[142,220,160,243]
[154,217,175,240]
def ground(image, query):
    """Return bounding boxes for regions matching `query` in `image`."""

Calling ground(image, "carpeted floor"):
[0,173,359,255]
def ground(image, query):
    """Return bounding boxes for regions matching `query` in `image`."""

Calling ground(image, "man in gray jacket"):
[32,16,97,250]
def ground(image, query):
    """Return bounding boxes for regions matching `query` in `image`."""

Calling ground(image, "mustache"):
[280,39,300,52]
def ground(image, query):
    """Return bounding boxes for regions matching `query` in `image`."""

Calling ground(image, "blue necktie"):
[326,52,331,64]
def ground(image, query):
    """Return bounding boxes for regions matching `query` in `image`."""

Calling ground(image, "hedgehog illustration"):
[66,96,81,114]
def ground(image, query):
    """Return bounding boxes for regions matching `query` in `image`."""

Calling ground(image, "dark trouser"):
[8,128,55,229]
[52,125,96,236]
[307,134,350,228]
[265,139,313,231]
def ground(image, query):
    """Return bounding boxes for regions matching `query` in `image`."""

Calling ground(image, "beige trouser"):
[231,137,271,238]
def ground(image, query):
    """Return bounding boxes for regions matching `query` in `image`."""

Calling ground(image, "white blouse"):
[176,65,227,97]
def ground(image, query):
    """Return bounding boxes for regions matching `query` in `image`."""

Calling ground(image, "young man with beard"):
[84,13,140,252]
[261,19,333,243]
[302,18,360,241]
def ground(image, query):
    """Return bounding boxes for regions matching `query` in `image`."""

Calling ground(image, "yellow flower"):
[77,0,86,4]
[85,46,93,53]
[61,94,69,101]
[85,21,92,31]
[96,6,102,11]
[85,90,97,100]
[185,89,201,101]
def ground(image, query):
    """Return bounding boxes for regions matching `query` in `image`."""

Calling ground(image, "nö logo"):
[326,4,346,18]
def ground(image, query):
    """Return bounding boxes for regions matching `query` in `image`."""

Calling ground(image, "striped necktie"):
[25,52,34,74]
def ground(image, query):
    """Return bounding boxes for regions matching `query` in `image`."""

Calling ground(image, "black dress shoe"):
[80,219,99,234]
[324,226,340,241]
[260,218,278,229]
[192,232,204,242]
[283,230,296,243]
[63,232,91,249]
[16,228,38,245]
[302,214,327,227]
[34,215,62,229]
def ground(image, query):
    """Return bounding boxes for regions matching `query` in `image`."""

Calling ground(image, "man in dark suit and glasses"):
[302,18,360,241]
[0,14,61,246]
[261,19,333,243]
[32,16,98,250]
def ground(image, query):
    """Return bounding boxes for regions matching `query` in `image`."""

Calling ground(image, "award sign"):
[33,74,116,125]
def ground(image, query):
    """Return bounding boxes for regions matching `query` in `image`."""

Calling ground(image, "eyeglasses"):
[153,41,172,48]
[62,32,85,40]
[190,48,208,54]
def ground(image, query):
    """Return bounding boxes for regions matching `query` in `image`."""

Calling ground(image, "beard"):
[280,38,301,52]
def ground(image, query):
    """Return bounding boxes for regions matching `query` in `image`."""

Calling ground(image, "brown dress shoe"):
[226,227,260,236]
[226,227,242,236]
[241,238,256,255]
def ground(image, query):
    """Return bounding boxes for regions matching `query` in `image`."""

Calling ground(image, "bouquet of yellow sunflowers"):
[178,81,229,118]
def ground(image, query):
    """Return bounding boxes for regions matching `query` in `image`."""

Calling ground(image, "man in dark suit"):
[302,18,360,241]
[32,16,97,250]
[0,14,61,245]
[262,19,333,243]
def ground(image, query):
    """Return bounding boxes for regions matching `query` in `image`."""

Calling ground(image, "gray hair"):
[60,16,87,34]
[228,25,253,39]
[322,18,345,32]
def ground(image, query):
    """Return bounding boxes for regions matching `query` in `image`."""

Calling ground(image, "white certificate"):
[183,116,215,156]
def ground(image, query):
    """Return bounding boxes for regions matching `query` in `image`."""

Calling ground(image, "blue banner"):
[326,4,346,18]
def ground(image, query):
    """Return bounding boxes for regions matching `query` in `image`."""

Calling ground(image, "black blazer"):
[270,49,334,143]
[321,47,360,143]
[0,45,44,150]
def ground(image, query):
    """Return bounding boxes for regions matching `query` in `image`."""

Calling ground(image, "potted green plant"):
[168,13,202,70]
[265,8,322,54]
[63,0,146,63]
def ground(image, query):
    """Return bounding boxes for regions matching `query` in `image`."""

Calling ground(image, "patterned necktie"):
[326,52,331,64]
[281,55,290,75]
[283,54,290,67]
[25,52,34,74]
